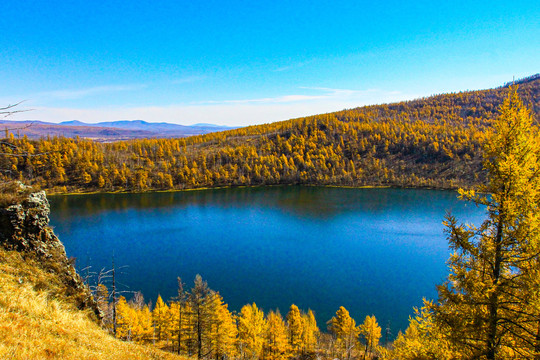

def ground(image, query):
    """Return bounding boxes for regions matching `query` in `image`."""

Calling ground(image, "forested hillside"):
[1,76,538,192]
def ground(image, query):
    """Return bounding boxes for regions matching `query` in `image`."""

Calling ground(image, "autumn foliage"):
[100,275,384,360]
[0,77,538,193]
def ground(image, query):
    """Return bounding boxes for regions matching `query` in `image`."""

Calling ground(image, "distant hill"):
[0,119,236,141]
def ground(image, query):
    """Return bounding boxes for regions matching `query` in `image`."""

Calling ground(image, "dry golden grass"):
[0,181,36,208]
[0,249,190,360]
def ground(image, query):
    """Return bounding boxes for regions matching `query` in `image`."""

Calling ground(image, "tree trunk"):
[197,305,202,359]
[177,307,182,354]
[487,215,504,360]
[534,320,540,360]
[363,342,368,360]
[112,257,117,337]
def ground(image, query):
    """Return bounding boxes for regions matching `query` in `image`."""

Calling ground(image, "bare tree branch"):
[0,101,32,118]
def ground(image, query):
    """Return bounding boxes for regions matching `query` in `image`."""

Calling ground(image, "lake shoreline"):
[47,182,461,197]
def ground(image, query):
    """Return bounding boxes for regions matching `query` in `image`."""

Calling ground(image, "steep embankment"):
[0,190,189,360]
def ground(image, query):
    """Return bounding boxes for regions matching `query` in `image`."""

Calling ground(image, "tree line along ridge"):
[0,77,538,193]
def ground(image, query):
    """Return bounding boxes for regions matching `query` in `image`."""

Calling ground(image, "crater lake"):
[49,186,485,336]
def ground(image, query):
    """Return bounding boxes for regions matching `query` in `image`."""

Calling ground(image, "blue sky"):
[1,0,538,126]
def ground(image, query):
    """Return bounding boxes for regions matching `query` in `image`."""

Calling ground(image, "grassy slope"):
[0,249,189,360]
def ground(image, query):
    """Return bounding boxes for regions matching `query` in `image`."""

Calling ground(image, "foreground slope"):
[0,189,189,360]
[0,249,189,360]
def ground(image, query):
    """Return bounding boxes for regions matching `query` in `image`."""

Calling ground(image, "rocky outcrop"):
[0,191,101,319]
[1,191,63,255]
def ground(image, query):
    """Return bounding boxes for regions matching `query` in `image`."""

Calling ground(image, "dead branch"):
[0,101,32,118]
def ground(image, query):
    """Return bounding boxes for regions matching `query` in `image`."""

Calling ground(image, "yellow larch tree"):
[113,295,152,343]
[327,306,359,360]
[182,300,197,357]
[434,87,540,359]
[207,292,238,360]
[116,296,135,341]
[189,274,213,359]
[169,301,182,351]
[152,294,170,342]
[359,315,381,359]
[391,302,453,360]
[263,310,290,360]
[169,277,189,355]
[286,304,304,354]
[137,304,154,343]
[238,303,267,360]
[301,309,319,355]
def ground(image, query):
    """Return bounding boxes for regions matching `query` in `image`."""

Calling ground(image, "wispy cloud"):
[201,87,398,105]
[39,84,147,100]
[8,87,418,126]
[171,75,207,84]
[272,60,311,72]
[203,93,327,105]
[300,86,380,97]
[273,65,295,72]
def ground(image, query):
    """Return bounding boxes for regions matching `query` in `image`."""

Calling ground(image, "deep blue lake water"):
[49,186,485,337]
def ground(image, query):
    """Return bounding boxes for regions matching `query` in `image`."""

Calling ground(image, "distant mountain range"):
[0,120,237,141]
